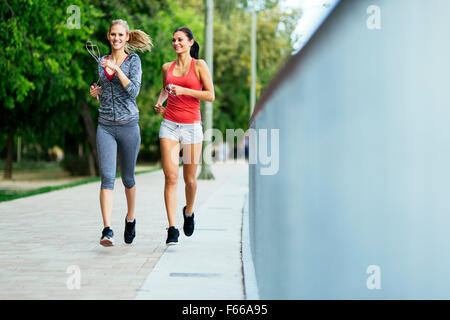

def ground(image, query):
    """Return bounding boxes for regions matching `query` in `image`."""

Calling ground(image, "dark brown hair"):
[173,27,199,59]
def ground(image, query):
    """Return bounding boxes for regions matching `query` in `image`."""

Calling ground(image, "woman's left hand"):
[170,85,186,96]
[101,59,118,72]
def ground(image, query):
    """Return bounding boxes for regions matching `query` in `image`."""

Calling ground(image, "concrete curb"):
[241,193,260,300]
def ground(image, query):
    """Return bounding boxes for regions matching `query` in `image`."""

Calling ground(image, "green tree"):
[1,0,299,178]
[1,0,94,178]
[136,0,205,161]
[213,0,301,132]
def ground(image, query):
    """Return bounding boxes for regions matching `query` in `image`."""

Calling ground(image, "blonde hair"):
[110,19,153,53]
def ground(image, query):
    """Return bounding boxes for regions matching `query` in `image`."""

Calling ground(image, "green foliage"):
[1,0,300,162]
[213,0,301,132]
[60,154,91,176]
[1,0,94,151]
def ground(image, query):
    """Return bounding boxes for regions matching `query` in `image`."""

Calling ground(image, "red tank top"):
[164,58,203,123]
[104,55,129,81]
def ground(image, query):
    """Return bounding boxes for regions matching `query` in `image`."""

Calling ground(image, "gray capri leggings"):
[96,118,141,190]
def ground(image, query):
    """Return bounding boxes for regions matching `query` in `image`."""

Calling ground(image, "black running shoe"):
[166,226,179,245]
[100,227,114,247]
[124,218,136,244]
[183,206,195,237]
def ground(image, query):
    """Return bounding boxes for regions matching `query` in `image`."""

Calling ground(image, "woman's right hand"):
[90,84,101,99]
[154,103,165,115]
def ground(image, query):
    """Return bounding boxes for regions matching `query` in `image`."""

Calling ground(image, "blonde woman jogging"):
[89,19,152,246]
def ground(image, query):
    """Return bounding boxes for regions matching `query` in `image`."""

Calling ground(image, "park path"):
[0,162,248,299]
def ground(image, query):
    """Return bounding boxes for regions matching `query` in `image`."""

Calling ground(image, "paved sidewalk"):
[0,162,248,299]
[136,166,247,300]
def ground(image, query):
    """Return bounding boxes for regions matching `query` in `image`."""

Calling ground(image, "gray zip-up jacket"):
[97,52,142,122]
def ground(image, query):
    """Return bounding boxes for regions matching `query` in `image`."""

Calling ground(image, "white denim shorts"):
[159,118,204,144]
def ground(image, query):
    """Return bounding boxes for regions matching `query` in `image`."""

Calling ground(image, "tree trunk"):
[198,0,215,180]
[3,130,15,179]
[80,100,99,176]
[87,145,96,177]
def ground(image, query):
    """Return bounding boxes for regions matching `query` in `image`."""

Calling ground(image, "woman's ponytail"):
[126,29,153,53]
[190,40,200,59]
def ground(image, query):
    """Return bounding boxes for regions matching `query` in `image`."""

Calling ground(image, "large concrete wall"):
[249,0,450,299]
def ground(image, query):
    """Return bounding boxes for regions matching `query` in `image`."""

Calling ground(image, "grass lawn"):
[0,160,161,202]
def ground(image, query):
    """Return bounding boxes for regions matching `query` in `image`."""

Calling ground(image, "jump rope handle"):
[93,82,101,101]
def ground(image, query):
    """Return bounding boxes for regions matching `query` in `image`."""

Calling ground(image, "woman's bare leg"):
[160,138,181,226]
[124,186,136,221]
[182,142,203,214]
[100,189,113,228]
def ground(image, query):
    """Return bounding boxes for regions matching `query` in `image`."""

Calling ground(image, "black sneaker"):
[100,227,114,247]
[183,206,195,237]
[124,218,136,244]
[166,226,179,245]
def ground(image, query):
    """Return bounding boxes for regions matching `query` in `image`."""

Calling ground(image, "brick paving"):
[0,162,248,299]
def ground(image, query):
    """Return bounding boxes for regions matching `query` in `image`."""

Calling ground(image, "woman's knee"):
[101,175,116,190]
[121,176,136,189]
[165,172,178,186]
[184,176,197,188]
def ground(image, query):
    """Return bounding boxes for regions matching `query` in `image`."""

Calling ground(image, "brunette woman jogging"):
[154,27,215,245]
[89,19,152,246]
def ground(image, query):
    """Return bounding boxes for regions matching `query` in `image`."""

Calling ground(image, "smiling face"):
[108,23,129,51]
[172,31,193,55]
